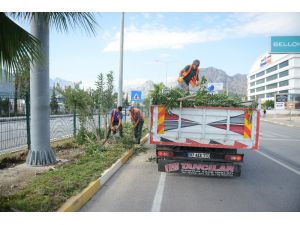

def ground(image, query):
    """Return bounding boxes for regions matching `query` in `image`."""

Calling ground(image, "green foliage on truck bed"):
[150,77,253,111]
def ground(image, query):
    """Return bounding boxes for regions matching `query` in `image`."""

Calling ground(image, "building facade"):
[247,53,300,103]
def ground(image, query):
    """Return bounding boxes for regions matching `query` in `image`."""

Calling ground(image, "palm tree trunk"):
[26,14,56,165]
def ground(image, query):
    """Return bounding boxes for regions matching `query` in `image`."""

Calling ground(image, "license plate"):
[187,152,210,159]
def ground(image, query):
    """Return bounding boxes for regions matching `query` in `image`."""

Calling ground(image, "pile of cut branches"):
[150,76,254,111]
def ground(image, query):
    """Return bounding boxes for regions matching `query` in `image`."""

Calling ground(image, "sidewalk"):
[261,116,300,128]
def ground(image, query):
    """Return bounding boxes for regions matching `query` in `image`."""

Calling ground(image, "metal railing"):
[0,97,148,152]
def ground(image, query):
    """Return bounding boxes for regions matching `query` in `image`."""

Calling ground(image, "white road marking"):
[260,138,300,141]
[263,130,290,138]
[260,132,273,138]
[151,172,166,212]
[257,151,300,176]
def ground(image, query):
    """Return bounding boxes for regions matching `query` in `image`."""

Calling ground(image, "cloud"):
[159,53,171,58]
[103,13,300,52]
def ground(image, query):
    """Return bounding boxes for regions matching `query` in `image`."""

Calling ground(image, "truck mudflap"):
[158,159,241,177]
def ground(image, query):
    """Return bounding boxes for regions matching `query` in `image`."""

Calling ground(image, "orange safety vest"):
[180,64,199,87]
[111,109,121,123]
[129,108,144,123]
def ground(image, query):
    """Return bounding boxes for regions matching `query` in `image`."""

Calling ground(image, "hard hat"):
[193,59,200,66]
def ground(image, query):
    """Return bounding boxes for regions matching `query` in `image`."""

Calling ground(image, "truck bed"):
[150,105,260,150]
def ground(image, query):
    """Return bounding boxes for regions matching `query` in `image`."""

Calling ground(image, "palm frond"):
[11,12,98,36]
[0,12,41,79]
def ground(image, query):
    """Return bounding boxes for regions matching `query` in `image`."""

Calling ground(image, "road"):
[81,121,300,212]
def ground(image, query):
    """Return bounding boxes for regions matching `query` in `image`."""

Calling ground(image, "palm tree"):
[1,13,98,165]
[0,13,40,76]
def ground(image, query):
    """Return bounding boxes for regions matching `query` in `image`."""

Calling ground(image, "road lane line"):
[260,132,273,138]
[151,172,166,212]
[260,138,300,141]
[263,130,290,138]
[257,151,300,176]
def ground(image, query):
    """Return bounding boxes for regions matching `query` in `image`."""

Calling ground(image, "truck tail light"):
[157,151,174,157]
[224,154,243,162]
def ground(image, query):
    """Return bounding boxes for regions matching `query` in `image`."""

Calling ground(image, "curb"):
[57,134,149,212]
[261,119,300,128]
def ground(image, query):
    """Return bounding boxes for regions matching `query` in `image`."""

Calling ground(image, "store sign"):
[275,102,285,110]
[260,54,272,67]
[271,36,300,53]
[275,94,288,110]
[276,94,288,103]
[287,101,295,110]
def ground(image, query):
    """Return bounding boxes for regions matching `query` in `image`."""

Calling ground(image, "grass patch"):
[0,123,149,212]
[0,143,128,212]
[51,138,78,152]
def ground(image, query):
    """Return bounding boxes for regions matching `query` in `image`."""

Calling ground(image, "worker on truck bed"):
[177,59,200,91]
[128,106,144,144]
[106,106,123,139]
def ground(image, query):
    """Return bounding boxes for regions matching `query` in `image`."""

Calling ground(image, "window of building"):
[266,65,277,74]
[279,70,289,78]
[279,60,289,69]
[279,90,288,93]
[250,96,255,100]
[256,78,265,85]
[250,89,255,93]
[266,83,278,89]
[250,75,255,80]
[279,80,289,87]
[250,81,255,87]
[256,86,265,92]
[266,92,277,98]
[266,74,278,82]
[257,94,265,99]
[256,71,265,78]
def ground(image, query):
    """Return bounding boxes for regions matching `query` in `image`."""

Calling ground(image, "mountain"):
[0,74,73,96]
[0,69,14,95]
[200,67,247,96]
[124,80,155,99]
[50,77,74,89]
[0,76,14,95]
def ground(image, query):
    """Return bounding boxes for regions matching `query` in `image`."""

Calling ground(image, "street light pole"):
[118,12,125,107]
[165,62,168,87]
[155,59,177,87]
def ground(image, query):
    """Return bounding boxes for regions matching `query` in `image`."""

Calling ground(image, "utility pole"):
[118,12,125,107]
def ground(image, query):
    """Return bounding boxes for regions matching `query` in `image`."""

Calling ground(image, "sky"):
[11,12,300,89]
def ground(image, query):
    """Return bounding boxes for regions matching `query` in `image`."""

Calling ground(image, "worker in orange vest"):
[106,106,123,139]
[128,106,144,144]
[177,59,200,91]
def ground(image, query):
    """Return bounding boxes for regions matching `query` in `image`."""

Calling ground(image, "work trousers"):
[134,120,144,144]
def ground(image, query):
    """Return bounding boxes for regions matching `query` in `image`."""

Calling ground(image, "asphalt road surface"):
[81,121,300,212]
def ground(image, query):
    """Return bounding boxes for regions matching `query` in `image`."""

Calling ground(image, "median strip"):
[58,134,149,212]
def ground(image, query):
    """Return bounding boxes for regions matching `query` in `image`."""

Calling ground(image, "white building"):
[247,53,300,103]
